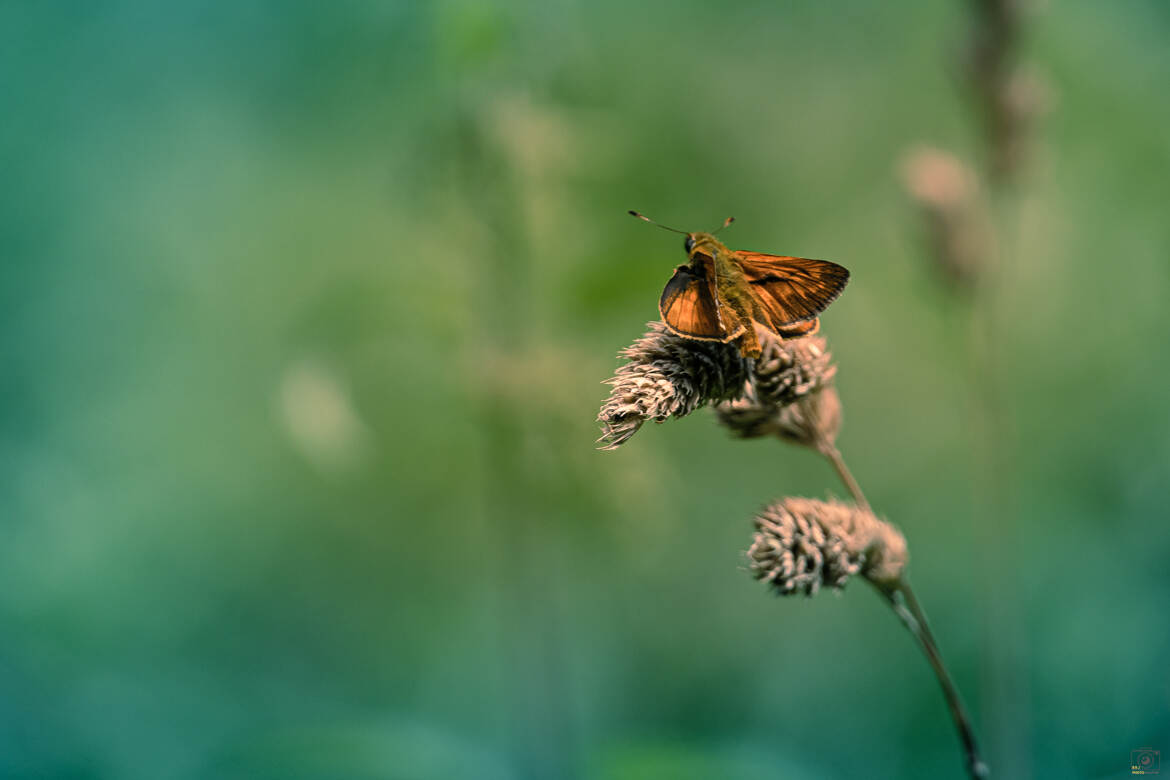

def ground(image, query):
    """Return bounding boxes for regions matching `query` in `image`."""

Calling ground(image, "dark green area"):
[2,1,1167,778]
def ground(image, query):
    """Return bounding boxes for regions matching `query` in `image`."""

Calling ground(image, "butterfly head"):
[684,232,719,257]
[686,216,734,256]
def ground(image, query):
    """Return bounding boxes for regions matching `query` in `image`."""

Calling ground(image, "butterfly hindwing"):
[735,252,850,331]
[776,317,821,338]
[659,264,745,342]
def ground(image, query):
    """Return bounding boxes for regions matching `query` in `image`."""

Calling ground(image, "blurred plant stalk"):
[900,0,1050,774]
[453,91,588,780]
[966,0,1048,185]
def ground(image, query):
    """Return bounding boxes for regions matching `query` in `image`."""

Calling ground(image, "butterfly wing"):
[659,264,745,342]
[776,317,821,338]
[735,252,850,331]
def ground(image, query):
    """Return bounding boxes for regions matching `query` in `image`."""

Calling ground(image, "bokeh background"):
[3,1,1168,778]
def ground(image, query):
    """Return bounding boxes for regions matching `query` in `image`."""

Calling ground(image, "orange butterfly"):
[631,211,850,358]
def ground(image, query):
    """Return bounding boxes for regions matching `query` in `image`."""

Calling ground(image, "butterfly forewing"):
[659,264,745,342]
[735,252,850,331]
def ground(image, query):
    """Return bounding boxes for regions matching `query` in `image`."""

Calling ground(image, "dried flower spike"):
[718,388,842,449]
[747,497,907,596]
[597,322,749,450]
[716,331,839,448]
[748,329,836,408]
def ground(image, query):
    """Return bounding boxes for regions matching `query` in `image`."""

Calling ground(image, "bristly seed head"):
[715,330,838,448]
[747,497,908,596]
[596,322,750,450]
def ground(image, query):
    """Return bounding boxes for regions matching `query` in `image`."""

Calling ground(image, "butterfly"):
[630,211,850,358]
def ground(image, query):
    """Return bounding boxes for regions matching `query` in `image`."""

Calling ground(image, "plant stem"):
[882,584,989,779]
[821,444,871,514]
[815,438,988,778]
[799,396,872,514]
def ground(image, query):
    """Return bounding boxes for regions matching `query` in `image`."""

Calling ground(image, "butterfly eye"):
[684,236,695,252]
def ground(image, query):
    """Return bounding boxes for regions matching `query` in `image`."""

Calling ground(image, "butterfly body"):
[653,225,850,359]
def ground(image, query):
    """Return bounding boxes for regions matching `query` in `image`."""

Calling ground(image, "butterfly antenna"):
[628,210,687,234]
[712,216,735,234]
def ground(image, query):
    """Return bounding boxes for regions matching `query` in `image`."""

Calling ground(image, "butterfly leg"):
[705,258,730,334]
[712,298,728,332]
[721,292,761,358]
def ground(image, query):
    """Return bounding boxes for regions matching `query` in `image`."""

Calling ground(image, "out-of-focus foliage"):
[1,1,1167,778]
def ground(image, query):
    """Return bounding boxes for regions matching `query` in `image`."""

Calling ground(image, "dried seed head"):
[783,388,842,449]
[747,497,908,596]
[715,331,839,448]
[718,385,842,450]
[901,146,975,212]
[900,146,991,291]
[596,322,749,450]
[749,330,836,408]
[963,0,1029,181]
[993,66,1051,174]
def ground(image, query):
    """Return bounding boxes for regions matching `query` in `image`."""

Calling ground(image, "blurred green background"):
[2,1,1168,778]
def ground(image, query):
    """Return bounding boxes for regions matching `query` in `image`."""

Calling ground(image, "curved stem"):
[821,444,871,514]
[799,396,872,514]
[881,584,989,779]
[809,431,988,777]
